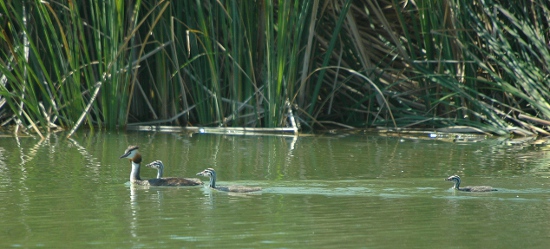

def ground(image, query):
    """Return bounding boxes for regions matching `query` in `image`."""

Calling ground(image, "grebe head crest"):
[196,168,217,188]
[120,145,139,159]
[445,175,461,183]
[196,168,216,177]
[445,175,462,189]
[146,160,164,179]
[120,145,142,164]
[145,160,164,170]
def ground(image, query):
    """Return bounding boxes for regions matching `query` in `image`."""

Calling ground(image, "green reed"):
[369,0,550,134]
[0,1,90,133]
[2,0,550,135]
[0,0,146,132]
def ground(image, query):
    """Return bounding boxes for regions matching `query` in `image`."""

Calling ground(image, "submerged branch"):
[127,104,196,126]
[518,114,550,127]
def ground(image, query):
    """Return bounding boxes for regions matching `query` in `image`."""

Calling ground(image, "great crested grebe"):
[196,168,261,193]
[119,145,202,186]
[445,175,497,192]
[145,160,202,186]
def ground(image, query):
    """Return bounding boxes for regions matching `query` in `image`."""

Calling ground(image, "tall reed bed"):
[0,0,148,133]
[1,0,550,135]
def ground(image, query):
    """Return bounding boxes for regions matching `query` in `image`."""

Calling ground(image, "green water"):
[1,131,550,248]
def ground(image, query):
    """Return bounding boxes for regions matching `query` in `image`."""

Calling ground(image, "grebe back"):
[145,160,202,186]
[445,175,497,192]
[119,145,201,186]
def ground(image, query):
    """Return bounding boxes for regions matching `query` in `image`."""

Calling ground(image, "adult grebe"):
[196,168,261,193]
[119,145,201,186]
[445,175,497,192]
[145,160,202,186]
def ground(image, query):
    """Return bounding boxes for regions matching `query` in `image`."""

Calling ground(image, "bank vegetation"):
[1,0,550,137]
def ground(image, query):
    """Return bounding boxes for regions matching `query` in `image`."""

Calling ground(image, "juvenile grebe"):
[145,160,202,186]
[445,175,497,192]
[196,168,261,193]
[119,145,201,186]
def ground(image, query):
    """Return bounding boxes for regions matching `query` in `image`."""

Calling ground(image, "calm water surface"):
[1,131,550,248]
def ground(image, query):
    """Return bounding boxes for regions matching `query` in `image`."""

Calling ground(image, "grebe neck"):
[450,177,461,190]
[453,180,460,189]
[127,151,142,182]
[209,172,216,188]
[130,161,141,182]
[156,165,164,179]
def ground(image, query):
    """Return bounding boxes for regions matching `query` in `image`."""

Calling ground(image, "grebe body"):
[196,168,261,193]
[119,145,201,186]
[445,175,497,192]
[145,160,202,186]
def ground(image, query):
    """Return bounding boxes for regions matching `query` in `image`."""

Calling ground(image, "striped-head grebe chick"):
[145,160,202,186]
[196,168,261,193]
[119,145,201,187]
[146,160,165,179]
[445,175,497,192]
